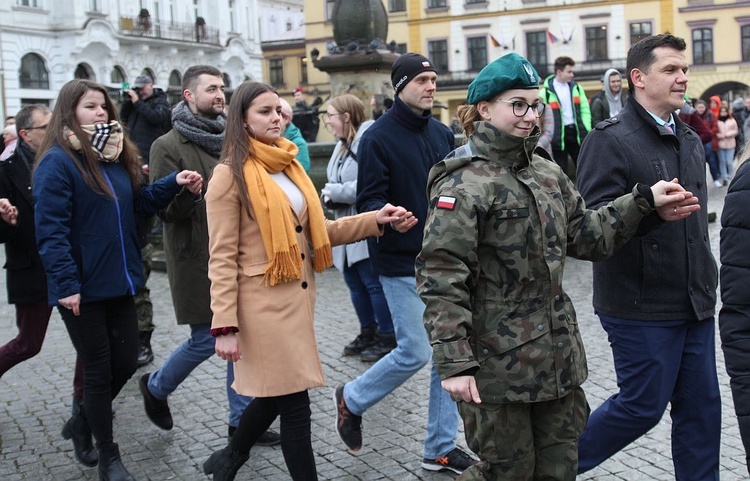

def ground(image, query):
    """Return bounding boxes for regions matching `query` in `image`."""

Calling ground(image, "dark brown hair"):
[35,79,140,196]
[221,81,278,215]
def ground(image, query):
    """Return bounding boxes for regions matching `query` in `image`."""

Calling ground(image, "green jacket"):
[416,121,653,404]
[149,129,217,325]
[284,122,310,172]
[540,75,591,151]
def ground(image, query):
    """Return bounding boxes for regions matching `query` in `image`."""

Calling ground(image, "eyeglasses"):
[324,112,342,120]
[496,99,546,118]
[24,124,48,131]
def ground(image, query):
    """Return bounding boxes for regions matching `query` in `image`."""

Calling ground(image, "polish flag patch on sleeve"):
[436,195,457,210]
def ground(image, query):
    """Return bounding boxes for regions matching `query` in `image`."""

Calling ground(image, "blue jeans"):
[717,148,734,181]
[147,323,251,426]
[704,142,720,181]
[344,276,460,459]
[343,259,394,334]
[577,314,721,480]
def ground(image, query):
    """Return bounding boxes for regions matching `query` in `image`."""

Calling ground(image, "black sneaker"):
[343,329,376,356]
[136,342,154,367]
[138,373,173,430]
[421,447,478,474]
[360,332,396,362]
[333,385,362,451]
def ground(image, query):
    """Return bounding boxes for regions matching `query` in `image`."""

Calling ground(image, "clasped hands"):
[0,198,18,226]
[176,170,203,195]
[651,178,701,221]
[377,202,418,233]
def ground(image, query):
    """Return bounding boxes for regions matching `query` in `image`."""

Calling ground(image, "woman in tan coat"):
[202,82,416,481]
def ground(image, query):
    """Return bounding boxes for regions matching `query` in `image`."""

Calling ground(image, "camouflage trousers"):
[457,387,589,481]
[135,243,154,333]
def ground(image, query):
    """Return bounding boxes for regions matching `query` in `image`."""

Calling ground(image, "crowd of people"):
[0,32,749,481]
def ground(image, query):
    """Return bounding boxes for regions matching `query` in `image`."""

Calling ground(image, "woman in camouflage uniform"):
[415,53,699,480]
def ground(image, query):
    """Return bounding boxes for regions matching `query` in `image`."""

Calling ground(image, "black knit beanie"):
[391,53,437,95]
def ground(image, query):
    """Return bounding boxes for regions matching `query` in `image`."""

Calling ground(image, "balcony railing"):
[119,16,220,46]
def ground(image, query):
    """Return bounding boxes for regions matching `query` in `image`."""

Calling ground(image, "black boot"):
[203,446,249,481]
[360,332,397,362]
[61,399,98,467]
[136,331,154,367]
[343,327,376,356]
[97,443,135,481]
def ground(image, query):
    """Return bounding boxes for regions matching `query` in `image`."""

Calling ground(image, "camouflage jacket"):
[415,121,654,404]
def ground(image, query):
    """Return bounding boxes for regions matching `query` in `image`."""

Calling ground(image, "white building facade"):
[0,0,300,119]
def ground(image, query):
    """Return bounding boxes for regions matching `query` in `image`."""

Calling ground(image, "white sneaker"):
[714,180,723,188]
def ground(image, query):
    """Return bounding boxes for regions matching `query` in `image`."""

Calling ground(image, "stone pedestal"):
[313,50,399,117]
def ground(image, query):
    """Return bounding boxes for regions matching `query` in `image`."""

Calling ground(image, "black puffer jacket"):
[120,88,171,163]
[719,158,750,475]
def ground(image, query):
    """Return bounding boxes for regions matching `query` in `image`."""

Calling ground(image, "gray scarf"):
[171,101,225,157]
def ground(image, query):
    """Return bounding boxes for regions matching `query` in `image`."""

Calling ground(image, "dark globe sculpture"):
[331,0,388,51]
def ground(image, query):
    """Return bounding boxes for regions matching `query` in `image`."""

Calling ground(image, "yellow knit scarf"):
[243,136,332,286]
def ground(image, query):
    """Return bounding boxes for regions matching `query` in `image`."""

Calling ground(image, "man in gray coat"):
[139,65,279,445]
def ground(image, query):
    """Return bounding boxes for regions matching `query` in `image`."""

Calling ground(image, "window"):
[229,0,236,31]
[389,0,405,12]
[428,40,449,73]
[741,25,750,62]
[630,21,652,46]
[110,65,126,85]
[467,36,487,72]
[169,70,182,89]
[300,56,308,84]
[585,26,608,61]
[19,0,39,6]
[21,99,49,107]
[525,31,547,75]
[89,0,101,12]
[427,0,447,8]
[222,73,232,89]
[396,43,408,54]
[75,63,94,80]
[465,0,486,4]
[19,53,49,89]
[269,58,284,86]
[326,0,335,20]
[142,68,157,84]
[692,28,713,65]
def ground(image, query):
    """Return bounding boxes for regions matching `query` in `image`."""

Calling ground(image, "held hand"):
[215,332,242,362]
[176,170,203,195]
[0,198,18,226]
[441,375,482,404]
[652,178,701,220]
[376,203,418,233]
[126,89,139,103]
[58,294,81,316]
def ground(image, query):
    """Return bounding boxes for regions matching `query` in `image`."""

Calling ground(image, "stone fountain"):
[312,0,399,113]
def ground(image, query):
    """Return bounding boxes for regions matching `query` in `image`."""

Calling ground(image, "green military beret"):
[467,53,540,105]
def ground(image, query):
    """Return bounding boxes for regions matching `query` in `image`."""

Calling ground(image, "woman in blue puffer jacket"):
[33,79,202,481]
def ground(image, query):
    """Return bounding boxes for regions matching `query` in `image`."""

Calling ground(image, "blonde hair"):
[329,94,365,153]
[457,104,481,136]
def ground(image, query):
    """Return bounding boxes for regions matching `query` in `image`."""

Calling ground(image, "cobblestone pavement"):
[0,181,746,480]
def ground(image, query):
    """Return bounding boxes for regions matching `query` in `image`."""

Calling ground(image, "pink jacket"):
[717,117,738,150]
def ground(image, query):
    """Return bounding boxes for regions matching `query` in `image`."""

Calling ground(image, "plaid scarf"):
[65,121,124,162]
